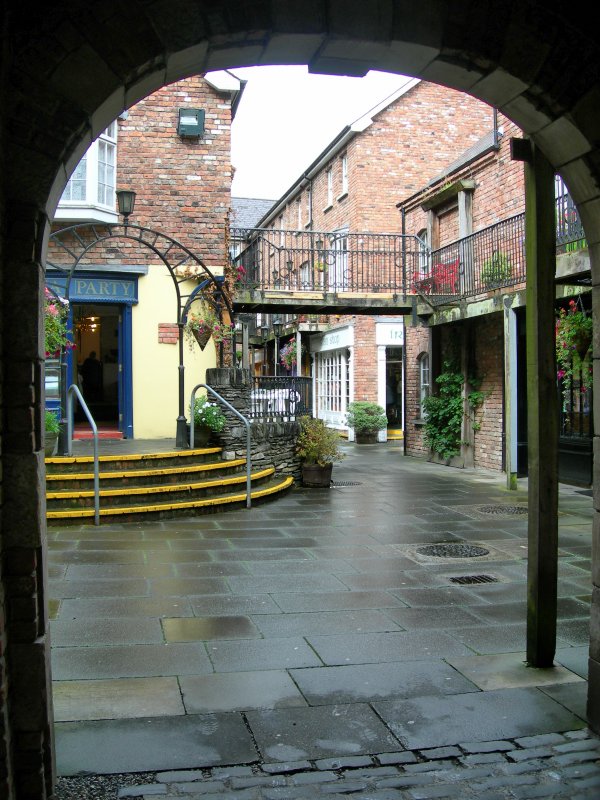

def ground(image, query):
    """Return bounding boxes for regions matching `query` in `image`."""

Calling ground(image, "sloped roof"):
[231,197,277,228]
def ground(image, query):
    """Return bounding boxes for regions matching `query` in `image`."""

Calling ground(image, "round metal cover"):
[477,505,528,516]
[416,543,490,559]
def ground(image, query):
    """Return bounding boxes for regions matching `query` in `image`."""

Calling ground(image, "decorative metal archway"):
[46,222,234,449]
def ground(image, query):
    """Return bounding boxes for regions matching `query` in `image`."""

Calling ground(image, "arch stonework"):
[2,2,600,797]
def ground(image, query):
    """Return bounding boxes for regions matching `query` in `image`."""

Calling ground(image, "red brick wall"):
[402,114,524,243]
[404,323,431,456]
[352,316,378,402]
[404,316,505,470]
[49,75,233,273]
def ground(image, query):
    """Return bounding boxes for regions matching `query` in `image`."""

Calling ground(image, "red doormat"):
[73,425,123,440]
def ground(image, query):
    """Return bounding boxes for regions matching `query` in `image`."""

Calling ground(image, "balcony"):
[231,228,420,314]
[231,194,588,315]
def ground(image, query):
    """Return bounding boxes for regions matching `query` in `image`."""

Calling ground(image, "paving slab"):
[180,670,307,713]
[373,688,586,750]
[189,594,282,616]
[246,704,403,761]
[253,610,401,637]
[162,615,261,642]
[53,677,185,721]
[52,642,213,680]
[539,682,590,720]
[50,617,164,646]
[269,590,406,613]
[306,631,473,665]
[58,597,194,618]
[446,652,585,691]
[55,713,258,775]
[289,662,479,705]
[555,646,590,678]
[207,637,323,672]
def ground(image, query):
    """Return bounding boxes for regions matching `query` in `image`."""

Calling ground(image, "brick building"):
[239,80,497,437]
[47,72,244,439]
[400,114,592,484]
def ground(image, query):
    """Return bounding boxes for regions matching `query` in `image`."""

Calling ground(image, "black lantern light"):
[116,189,136,226]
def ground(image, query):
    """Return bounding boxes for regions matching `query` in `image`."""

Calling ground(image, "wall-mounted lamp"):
[116,189,136,226]
[178,108,205,138]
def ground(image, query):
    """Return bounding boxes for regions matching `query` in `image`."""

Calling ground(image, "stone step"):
[45,446,222,475]
[46,466,276,509]
[46,474,294,524]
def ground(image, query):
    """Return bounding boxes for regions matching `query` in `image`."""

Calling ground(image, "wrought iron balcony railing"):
[231,228,421,295]
[231,193,587,305]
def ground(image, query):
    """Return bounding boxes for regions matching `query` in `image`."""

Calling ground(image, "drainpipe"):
[401,206,407,295]
[493,107,499,149]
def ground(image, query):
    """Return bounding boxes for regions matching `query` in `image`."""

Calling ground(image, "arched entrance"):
[2,3,600,796]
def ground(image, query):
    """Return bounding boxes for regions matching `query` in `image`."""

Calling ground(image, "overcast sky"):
[230,66,411,202]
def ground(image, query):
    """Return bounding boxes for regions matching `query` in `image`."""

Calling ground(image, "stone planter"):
[355,431,378,444]
[301,462,333,487]
[44,433,58,457]
[187,424,212,447]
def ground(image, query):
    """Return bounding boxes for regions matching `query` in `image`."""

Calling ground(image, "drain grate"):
[449,574,499,585]
[330,481,362,487]
[477,505,528,516]
[416,543,490,559]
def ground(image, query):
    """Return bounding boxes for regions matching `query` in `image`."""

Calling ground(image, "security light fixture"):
[116,189,136,225]
[178,108,205,138]
[272,318,283,337]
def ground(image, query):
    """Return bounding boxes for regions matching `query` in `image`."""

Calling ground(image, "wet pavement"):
[48,441,599,796]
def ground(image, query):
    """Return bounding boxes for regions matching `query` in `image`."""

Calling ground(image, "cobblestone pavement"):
[55,729,600,799]
[49,442,597,796]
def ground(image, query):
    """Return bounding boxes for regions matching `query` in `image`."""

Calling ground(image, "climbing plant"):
[423,359,485,460]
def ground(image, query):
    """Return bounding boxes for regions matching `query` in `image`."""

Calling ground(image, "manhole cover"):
[330,481,362,487]
[477,505,528,516]
[449,574,499,585]
[416,543,490,559]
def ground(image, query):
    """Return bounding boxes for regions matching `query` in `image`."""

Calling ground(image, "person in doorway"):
[80,351,103,403]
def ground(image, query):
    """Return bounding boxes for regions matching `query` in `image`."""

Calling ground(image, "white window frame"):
[56,123,118,224]
[339,154,348,198]
[418,352,430,418]
[305,186,312,226]
[326,168,333,209]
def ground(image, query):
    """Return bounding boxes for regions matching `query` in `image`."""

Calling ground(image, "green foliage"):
[190,395,227,432]
[481,251,512,287]
[345,401,388,434]
[423,360,485,460]
[44,287,72,358]
[45,409,61,434]
[555,298,593,398]
[296,416,345,466]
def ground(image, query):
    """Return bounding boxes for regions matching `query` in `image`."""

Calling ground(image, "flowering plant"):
[279,339,304,371]
[190,395,227,432]
[234,264,246,283]
[44,287,73,358]
[555,298,593,394]
[296,416,345,466]
[184,304,233,350]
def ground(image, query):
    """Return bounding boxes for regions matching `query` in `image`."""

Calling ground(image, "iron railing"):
[250,376,312,420]
[232,228,421,295]
[232,192,586,304]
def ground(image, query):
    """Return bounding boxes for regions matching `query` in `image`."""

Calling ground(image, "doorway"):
[385,346,403,428]
[73,303,121,429]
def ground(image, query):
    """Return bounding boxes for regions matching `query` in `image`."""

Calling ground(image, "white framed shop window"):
[418,352,430,418]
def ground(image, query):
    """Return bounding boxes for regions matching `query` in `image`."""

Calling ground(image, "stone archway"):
[2,3,600,797]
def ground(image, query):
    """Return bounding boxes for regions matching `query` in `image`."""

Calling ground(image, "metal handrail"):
[190,384,252,509]
[66,384,100,525]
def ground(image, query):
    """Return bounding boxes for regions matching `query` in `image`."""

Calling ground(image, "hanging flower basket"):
[555,298,593,396]
[192,327,212,350]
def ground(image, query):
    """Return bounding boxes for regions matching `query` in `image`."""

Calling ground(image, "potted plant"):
[184,303,232,351]
[189,395,227,446]
[44,409,61,456]
[345,401,388,443]
[296,416,345,487]
[481,251,512,288]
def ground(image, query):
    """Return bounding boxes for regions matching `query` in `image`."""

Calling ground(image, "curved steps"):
[45,446,293,524]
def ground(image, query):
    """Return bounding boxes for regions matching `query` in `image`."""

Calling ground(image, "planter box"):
[301,462,332,487]
[355,432,379,444]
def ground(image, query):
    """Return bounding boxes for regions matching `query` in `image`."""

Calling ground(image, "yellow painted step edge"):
[46,458,247,483]
[45,447,221,466]
[47,467,275,500]
[47,476,294,518]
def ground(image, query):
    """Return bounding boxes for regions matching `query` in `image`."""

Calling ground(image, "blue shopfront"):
[45,271,138,438]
